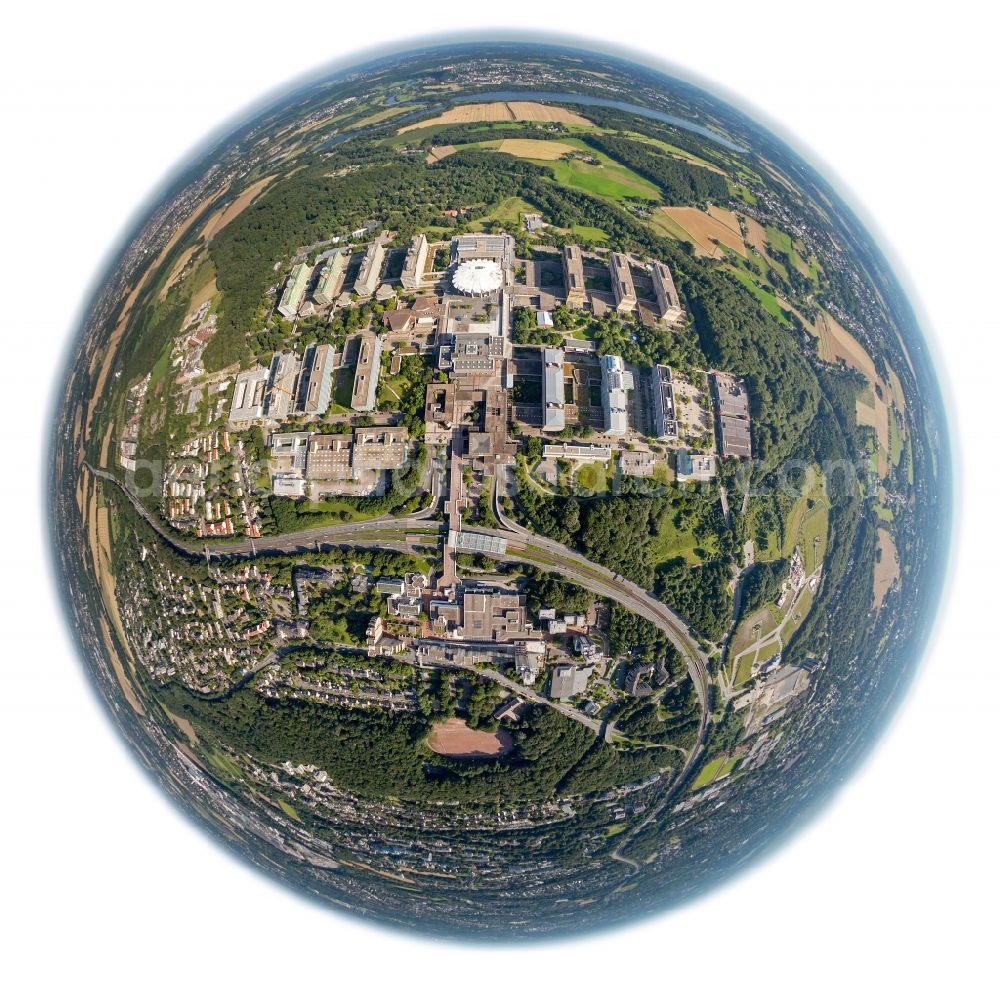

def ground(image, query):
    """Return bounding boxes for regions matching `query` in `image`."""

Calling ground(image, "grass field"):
[650,504,719,566]
[691,755,728,790]
[465,196,538,232]
[572,224,609,242]
[726,266,791,323]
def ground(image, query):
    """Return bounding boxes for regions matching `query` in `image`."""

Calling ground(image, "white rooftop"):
[453,258,502,295]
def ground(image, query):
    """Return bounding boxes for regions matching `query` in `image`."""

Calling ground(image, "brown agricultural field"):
[400,101,591,133]
[496,138,577,160]
[874,528,900,608]
[659,205,747,257]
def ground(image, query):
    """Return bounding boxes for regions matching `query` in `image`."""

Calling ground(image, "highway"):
[86,460,712,857]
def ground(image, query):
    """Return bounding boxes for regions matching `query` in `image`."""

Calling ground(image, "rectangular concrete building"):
[352,426,408,470]
[453,233,515,268]
[306,434,352,479]
[350,332,383,411]
[650,260,684,323]
[401,234,428,290]
[600,354,634,436]
[543,443,612,462]
[562,245,587,308]
[229,367,269,423]
[354,240,385,297]
[297,343,338,416]
[277,263,310,319]
[651,364,679,440]
[542,347,566,432]
[610,252,637,313]
[313,251,346,306]
[264,351,302,420]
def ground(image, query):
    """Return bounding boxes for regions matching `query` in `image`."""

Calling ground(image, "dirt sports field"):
[426,718,513,758]
[400,101,591,133]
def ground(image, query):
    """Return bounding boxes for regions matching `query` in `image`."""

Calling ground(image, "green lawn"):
[465,195,538,232]
[691,755,728,790]
[650,505,719,566]
[572,224,609,242]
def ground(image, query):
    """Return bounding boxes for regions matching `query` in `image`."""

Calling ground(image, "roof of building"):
[452,258,503,295]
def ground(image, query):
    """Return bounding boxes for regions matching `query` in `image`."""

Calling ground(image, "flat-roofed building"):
[457,586,530,642]
[268,431,311,474]
[650,260,684,323]
[610,252,637,313]
[620,451,657,477]
[440,332,503,377]
[543,443,612,462]
[305,433,353,479]
[351,332,383,411]
[453,233,515,268]
[542,347,566,432]
[264,351,302,420]
[719,416,752,459]
[313,251,347,306]
[401,234,428,290]
[651,364,679,440]
[277,262,310,319]
[352,426,408,470]
[229,367,269,422]
[550,663,594,700]
[600,354,634,436]
[563,245,587,308]
[711,372,752,459]
[677,448,717,483]
[297,343,338,416]
[354,240,385,297]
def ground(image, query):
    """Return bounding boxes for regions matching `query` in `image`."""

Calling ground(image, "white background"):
[1,2,997,989]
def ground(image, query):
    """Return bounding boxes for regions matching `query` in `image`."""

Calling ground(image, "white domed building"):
[452,258,503,296]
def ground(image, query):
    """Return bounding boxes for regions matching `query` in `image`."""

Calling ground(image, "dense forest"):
[580,133,729,204]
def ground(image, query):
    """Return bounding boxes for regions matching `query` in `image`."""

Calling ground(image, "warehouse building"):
[229,367,270,422]
[351,332,383,411]
[610,252,637,313]
[711,371,753,458]
[650,260,684,323]
[600,354,634,435]
[542,347,566,432]
[562,244,587,308]
[401,234,428,290]
[354,240,385,297]
[277,262,310,319]
[305,433,353,479]
[313,251,347,306]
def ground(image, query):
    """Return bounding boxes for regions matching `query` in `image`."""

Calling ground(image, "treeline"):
[655,558,732,641]
[740,558,788,616]
[581,133,729,205]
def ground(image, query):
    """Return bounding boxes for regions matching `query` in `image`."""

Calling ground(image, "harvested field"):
[200,175,275,241]
[427,717,513,758]
[400,101,591,133]
[497,138,577,160]
[426,144,456,164]
[874,528,900,608]
[658,206,746,257]
[740,213,769,256]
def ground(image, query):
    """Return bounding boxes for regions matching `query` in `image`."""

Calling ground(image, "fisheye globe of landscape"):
[52,39,951,940]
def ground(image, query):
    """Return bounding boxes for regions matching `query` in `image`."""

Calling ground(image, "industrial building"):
[401,234,429,290]
[313,251,346,306]
[542,348,566,432]
[351,332,383,411]
[354,240,385,297]
[264,351,302,420]
[229,367,269,422]
[277,262,310,319]
[600,354,634,435]
[711,372,753,458]
[297,343,338,416]
[651,364,679,440]
[609,252,637,313]
[562,245,587,308]
[650,260,684,323]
